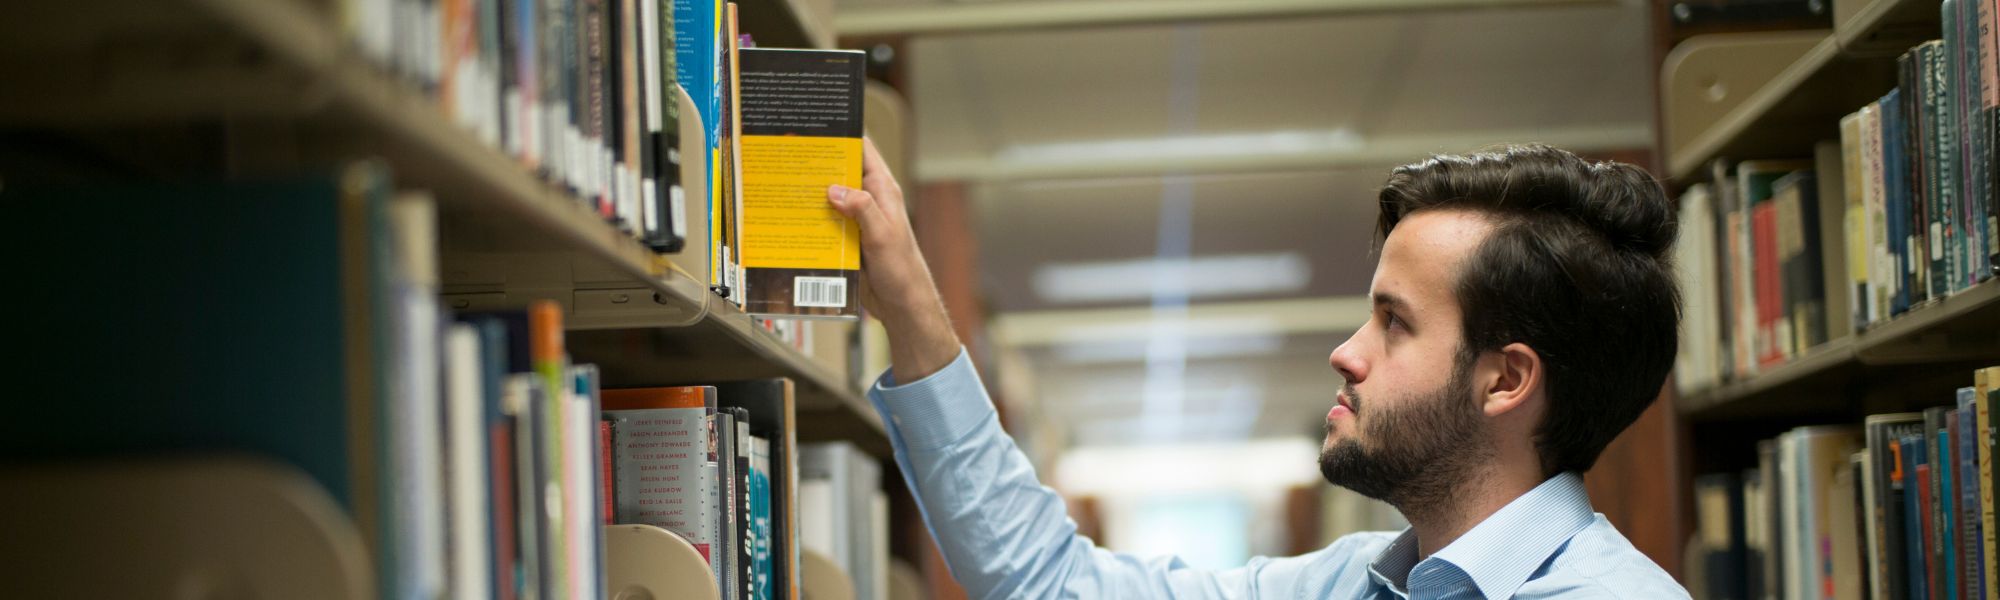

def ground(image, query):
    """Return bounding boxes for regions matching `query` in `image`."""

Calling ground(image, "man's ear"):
[1480,342,1543,418]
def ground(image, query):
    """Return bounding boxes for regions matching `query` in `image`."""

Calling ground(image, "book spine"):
[672,0,721,285]
[1946,413,1964,600]
[506,376,542,600]
[1957,399,1984,600]
[1905,435,1933,600]
[444,325,495,600]
[490,412,519,600]
[749,436,772,600]
[1755,197,1783,368]
[1979,368,1999,600]
[600,418,614,525]
[1863,102,1889,326]
[735,419,753,600]
[1888,83,1914,315]
[1953,0,1975,294]
[565,367,599,600]
[1925,459,1941,600]
[1920,41,1936,304]
[581,0,610,217]
[531,307,572,600]
[1908,48,1931,309]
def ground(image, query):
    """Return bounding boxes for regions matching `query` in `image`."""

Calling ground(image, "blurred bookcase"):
[0,0,891,595]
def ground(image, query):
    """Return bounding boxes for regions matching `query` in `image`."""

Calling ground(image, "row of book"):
[1690,366,2000,600]
[1673,158,1844,393]
[0,165,887,600]
[1673,3,2000,396]
[1835,30,1998,338]
[341,0,687,253]
[336,0,868,318]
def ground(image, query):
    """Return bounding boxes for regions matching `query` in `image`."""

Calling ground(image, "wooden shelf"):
[1662,0,1938,179]
[1679,279,2000,420]
[0,0,885,453]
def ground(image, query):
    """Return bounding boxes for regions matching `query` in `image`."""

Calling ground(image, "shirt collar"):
[1367,472,1597,599]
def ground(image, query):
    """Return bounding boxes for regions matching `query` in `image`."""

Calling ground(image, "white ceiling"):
[839,0,1657,449]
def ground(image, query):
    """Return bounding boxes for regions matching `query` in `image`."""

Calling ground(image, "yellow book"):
[736,47,866,318]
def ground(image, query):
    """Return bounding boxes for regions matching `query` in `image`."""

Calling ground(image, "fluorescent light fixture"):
[1034,252,1311,304]
[1054,437,1322,496]
[1054,333,1286,364]
[997,129,1363,166]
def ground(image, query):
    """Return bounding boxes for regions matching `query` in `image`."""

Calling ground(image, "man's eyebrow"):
[1372,291,1413,316]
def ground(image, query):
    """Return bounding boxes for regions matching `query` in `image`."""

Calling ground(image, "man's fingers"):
[861,137,892,181]
[829,184,893,240]
[859,137,902,205]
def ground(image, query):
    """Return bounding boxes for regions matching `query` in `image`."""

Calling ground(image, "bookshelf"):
[1678,278,2000,422]
[0,0,885,454]
[1657,0,2000,595]
[3,0,897,594]
[1662,0,1937,179]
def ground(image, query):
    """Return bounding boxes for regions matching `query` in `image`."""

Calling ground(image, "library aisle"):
[7,0,1992,598]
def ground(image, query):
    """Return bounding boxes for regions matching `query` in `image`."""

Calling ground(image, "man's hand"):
[828,138,961,383]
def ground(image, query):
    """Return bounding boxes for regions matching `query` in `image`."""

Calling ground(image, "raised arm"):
[824,141,1314,599]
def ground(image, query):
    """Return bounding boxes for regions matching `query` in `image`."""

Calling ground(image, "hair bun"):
[1571,159,1676,258]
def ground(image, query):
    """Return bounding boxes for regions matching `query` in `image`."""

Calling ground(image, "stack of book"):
[0,163,873,600]
[1673,1,2000,395]
[602,379,824,600]
[1835,12,2000,337]
[336,0,869,318]
[797,441,890,600]
[341,0,692,254]
[1691,366,2000,600]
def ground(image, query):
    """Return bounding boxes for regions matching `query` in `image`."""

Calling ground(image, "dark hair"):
[1375,144,1680,477]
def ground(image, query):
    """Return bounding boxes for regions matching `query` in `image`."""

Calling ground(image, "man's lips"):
[1328,391,1354,420]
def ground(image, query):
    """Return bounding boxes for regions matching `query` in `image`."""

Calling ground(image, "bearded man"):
[826,141,1690,599]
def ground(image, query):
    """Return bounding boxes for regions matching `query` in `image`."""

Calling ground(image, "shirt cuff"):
[867,348,996,451]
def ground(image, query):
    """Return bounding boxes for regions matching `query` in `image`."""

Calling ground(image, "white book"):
[796,479,836,564]
[869,491,888,600]
[388,191,446,600]
[1673,184,1718,393]
[564,367,600,600]
[443,325,493,600]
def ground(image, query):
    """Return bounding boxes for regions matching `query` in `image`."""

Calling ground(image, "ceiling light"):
[1033,252,1311,304]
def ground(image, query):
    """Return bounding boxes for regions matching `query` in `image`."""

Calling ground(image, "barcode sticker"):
[794,276,848,308]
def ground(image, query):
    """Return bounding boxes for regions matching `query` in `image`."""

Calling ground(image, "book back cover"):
[738,47,867,318]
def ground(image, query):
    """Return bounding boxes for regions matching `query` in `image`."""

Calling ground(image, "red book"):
[1753,201,1784,368]
[599,419,614,525]
[489,422,518,600]
[1918,464,1938,600]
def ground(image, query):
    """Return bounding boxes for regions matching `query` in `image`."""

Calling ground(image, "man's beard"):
[1317,354,1489,512]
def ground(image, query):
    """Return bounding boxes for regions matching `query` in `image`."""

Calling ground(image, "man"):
[825,141,1690,599]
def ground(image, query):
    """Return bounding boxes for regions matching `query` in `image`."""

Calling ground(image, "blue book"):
[1905,433,1934,600]
[1957,394,1985,600]
[1941,417,1960,600]
[673,0,722,282]
[1882,88,1913,315]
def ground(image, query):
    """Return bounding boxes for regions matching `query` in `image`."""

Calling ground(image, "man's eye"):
[1383,313,1404,331]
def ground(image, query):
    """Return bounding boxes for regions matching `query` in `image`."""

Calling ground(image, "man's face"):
[1318,210,1494,501]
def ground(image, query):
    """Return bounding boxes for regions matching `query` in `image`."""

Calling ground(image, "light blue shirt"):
[867,349,1690,599]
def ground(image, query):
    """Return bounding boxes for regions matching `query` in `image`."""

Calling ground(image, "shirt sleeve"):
[866,348,1313,599]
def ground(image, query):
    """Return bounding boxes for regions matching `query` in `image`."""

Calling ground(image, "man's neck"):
[1399,462,1548,558]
